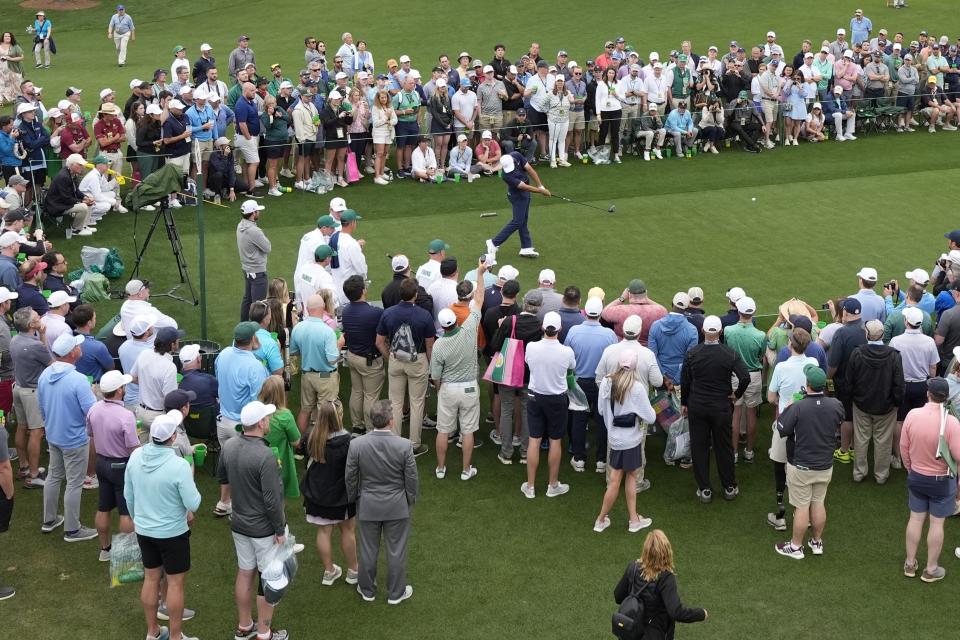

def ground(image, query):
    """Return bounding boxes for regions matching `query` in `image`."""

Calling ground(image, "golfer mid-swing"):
[485,151,551,260]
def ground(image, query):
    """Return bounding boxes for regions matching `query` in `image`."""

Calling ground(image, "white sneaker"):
[322,564,343,586]
[467,173,478,183]
[202,188,216,198]
[254,178,266,188]
[710,144,719,154]
[294,181,307,190]
[374,176,389,185]
[593,516,611,533]
[268,187,283,197]
[558,159,571,167]
[279,168,295,178]
[520,482,535,499]
[930,125,937,133]
[114,203,129,213]
[550,161,557,168]
[99,548,111,562]
[836,135,846,142]
[767,513,787,531]
[518,247,539,258]
[75,228,95,237]
[83,475,99,489]
[435,467,446,479]
[387,585,413,605]
[765,140,776,149]
[460,466,478,481]
[807,538,824,556]
[574,151,583,160]
[943,124,958,131]
[546,482,570,498]
[653,148,663,159]
[364,166,375,175]
[613,154,622,164]
[596,461,606,474]
[844,134,857,140]
[569,457,585,472]
[643,151,650,161]
[345,568,359,585]
[628,517,653,533]
[168,199,183,209]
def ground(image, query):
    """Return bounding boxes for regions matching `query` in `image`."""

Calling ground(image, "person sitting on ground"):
[410,136,440,183]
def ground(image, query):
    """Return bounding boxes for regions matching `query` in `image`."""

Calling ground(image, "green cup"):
[184,453,195,466]
[665,147,673,158]
[41,289,52,298]
[270,331,278,341]
[193,443,207,466]
[176,373,183,383]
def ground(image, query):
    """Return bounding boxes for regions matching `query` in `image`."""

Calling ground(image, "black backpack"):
[612,563,654,639]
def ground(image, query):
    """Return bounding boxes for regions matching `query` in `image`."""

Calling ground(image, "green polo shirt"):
[724,321,766,371]
[392,89,421,122]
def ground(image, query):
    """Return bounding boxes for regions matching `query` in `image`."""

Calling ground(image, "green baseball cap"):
[340,209,362,223]
[92,155,109,165]
[314,245,337,260]
[804,364,827,391]
[316,214,337,228]
[628,279,646,294]
[677,54,689,63]
[428,239,449,254]
[173,45,185,54]
[738,90,749,100]
[233,321,259,342]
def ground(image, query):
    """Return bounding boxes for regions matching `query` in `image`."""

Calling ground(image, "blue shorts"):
[609,445,642,472]
[298,141,316,156]
[896,93,916,112]
[907,470,958,518]
[526,392,567,440]
[395,121,420,147]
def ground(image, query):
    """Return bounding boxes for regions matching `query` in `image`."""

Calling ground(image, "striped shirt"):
[430,309,480,383]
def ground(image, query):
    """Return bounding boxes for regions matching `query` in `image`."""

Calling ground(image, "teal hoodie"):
[123,443,201,539]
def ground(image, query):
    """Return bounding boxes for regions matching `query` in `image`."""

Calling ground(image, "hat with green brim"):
[428,239,449,254]
[341,209,362,223]
[314,245,337,260]
[678,54,689,63]
[173,45,185,54]
[804,364,827,391]
[628,279,646,294]
[316,214,337,228]
[92,155,109,165]
[234,321,259,342]
[738,90,749,100]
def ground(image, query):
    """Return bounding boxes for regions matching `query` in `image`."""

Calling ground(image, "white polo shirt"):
[294,262,335,308]
[415,259,442,290]
[331,231,367,307]
[526,338,576,395]
[295,228,330,273]
[427,277,458,333]
[890,329,939,382]
[130,349,177,410]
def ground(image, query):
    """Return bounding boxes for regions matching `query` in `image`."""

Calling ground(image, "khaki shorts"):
[733,371,762,407]
[786,464,833,507]
[587,117,600,132]
[301,370,340,411]
[13,385,43,429]
[478,114,504,135]
[233,135,260,163]
[166,153,190,174]
[436,381,480,434]
[193,139,214,164]
[761,100,779,124]
[568,110,585,130]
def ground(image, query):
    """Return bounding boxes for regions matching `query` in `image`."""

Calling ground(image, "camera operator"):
[724,91,764,153]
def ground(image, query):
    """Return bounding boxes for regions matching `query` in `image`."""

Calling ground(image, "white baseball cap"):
[409,70,421,80]
[179,343,201,364]
[391,254,409,272]
[735,296,757,315]
[623,315,643,336]
[584,297,603,317]
[128,313,158,336]
[726,287,745,303]
[146,104,162,115]
[129,78,143,90]
[538,269,556,284]
[543,311,562,330]
[51,333,84,357]
[178,86,192,96]
[837,28,846,35]
[483,65,494,74]
[200,43,213,51]
[0,287,18,304]
[497,265,519,282]
[905,268,930,285]
[47,290,76,308]
[703,315,723,333]
[481,130,492,139]
[99,88,115,99]
[856,267,878,282]
[0,231,21,248]
[438,308,457,328]
[240,400,276,427]
[399,55,411,63]
[149,411,183,441]
[767,31,776,38]
[903,306,924,327]
[335,72,347,80]
[99,370,133,393]
[168,99,185,110]
[687,287,704,303]
[499,154,515,173]
[357,71,369,80]
[16,103,34,115]
[330,197,347,212]
[672,292,690,309]
[125,279,148,296]
[649,51,660,60]
[241,200,265,216]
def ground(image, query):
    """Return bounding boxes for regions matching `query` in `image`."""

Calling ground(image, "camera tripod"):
[129,197,198,305]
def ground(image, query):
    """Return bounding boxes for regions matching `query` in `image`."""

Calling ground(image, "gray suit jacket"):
[345,430,418,521]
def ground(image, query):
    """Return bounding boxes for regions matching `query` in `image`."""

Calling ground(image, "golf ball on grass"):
[751,197,757,202]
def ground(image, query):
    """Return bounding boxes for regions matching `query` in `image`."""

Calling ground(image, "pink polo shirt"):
[600,298,667,346]
[900,402,960,476]
[86,399,139,458]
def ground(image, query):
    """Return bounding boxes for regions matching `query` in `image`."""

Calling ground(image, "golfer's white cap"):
[500,154,515,173]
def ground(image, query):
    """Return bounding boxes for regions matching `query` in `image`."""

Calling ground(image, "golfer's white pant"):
[635,129,666,150]
[832,112,856,137]
[547,120,569,162]
[114,33,131,65]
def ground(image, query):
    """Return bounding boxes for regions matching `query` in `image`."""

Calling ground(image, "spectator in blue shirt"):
[72,304,114,383]
[209,94,234,139]
[649,293,699,386]
[233,83,261,197]
[177,343,218,409]
[341,275,385,432]
[850,267,886,322]
[290,294,341,435]
[565,297,618,471]
[850,9,872,46]
[248,300,284,376]
[185,91,216,179]
[107,5,135,67]
[665,101,696,156]
[0,231,21,291]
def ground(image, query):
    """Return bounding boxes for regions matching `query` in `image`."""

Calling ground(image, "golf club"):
[551,194,616,213]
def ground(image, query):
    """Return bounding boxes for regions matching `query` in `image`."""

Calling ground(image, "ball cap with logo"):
[241,400,276,427]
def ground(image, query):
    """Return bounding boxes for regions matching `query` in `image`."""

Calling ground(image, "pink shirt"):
[900,402,960,476]
[86,399,140,458]
[600,298,667,346]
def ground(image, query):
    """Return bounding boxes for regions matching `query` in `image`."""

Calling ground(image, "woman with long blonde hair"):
[258,375,301,499]
[301,401,358,586]
[594,350,656,534]
[370,90,397,184]
[613,529,708,638]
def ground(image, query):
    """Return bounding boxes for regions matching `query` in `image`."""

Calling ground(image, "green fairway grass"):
[3,2,960,638]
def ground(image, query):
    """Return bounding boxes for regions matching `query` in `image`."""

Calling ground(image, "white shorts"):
[769,419,788,464]
[217,415,241,447]
[231,531,276,572]
[166,153,190,174]
[234,135,260,163]
[436,381,481,434]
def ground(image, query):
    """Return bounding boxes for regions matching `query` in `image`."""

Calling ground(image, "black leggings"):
[598,109,621,155]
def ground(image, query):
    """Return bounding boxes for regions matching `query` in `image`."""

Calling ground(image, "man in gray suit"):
[346,399,419,605]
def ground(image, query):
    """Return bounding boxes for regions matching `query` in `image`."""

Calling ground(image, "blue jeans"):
[571,378,606,463]
[492,191,532,249]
